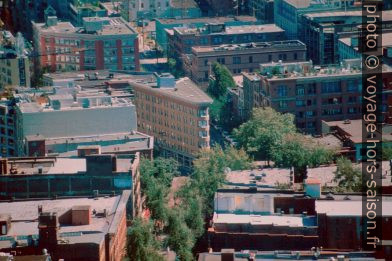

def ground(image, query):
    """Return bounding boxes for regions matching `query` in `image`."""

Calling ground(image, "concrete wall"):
[20,105,137,139]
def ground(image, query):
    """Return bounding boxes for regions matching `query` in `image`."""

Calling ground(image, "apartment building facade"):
[0,31,31,88]
[120,0,201,21]
[186,40,306,86]
[131,73,213,168]
[248,0,274,24]
[155,16,258,52]
[168,23,285,60]
[274,0,358,39]
[299,10,392,65]
[244,60,366,134]
[33,16,139,72]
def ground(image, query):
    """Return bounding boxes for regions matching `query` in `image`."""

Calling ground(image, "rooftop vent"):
[154,73,175,88]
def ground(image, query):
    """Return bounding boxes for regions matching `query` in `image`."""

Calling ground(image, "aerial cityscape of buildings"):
[0,0,391,260]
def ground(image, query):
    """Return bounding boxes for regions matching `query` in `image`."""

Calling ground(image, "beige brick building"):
[131,73,213,168]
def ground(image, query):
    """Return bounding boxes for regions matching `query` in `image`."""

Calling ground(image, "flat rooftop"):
[198,250,376,261]
[260,59,392,81]
[192,40,305,54]
[0,191,130,247]
[1,154,135,176]
[323,119,392,143]
[156,16,257,25]
[131,77,213,105]
[174,24,283,36]
[225,24,284,34]
[17,92,134,113]
[213,213,307,227]
[305,10,392,20]
[34,17,137,36]
[316,200,392,216]
[225,167,291,189]
[339,33,392,48]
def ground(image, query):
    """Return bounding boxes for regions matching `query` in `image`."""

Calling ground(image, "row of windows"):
[277,80,361,97]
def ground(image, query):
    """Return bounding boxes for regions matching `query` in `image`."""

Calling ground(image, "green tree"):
[166,210,195,261]
[189,145,251,215]
[207,63,235,99]
[139,158,180,223]
[167,58,184,78]
[126,218,163,261]
[233,107,296,161]
[382,146,392,160]
[334,157,362,192]
[271,133,334,169]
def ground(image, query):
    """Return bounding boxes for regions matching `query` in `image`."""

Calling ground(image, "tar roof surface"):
[0,195,127,245]
[132,77,213,105]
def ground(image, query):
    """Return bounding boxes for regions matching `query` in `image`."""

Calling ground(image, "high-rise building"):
[33,15,140,72]
[131,73,213,168]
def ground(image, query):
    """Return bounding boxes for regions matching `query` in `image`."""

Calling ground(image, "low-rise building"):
[0,86,154,158]
[33,15,140,72]
[131,73,213,169]
[168,23,285,60]
[0,31,31,88]
[274,0,359,40]
[0,190,131,261]
[120,0,201,22]
[0,154,142,217]
[243,59,392,134]
[155,16,258,52]
[185,40,306,87]
[208,189,392,253]
[198,250,378,260]
[338,32,392,66]
[322,119,392,161]
[298,10,392,65]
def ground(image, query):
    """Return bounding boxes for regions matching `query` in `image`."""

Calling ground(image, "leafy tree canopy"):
[334,157,362,192]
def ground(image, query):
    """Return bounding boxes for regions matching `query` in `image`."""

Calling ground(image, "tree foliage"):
[234,107,335,168]
[382,146,392,160]
[207,62,235,99]
[133,147,251,260]
[126,218,163,261]
[233,107,296,161]
[334,157,362,192]
[271,133,335,169]
[140,157,179,223]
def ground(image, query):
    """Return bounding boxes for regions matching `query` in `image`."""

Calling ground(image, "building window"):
[321,82,341,93]
[279,101,287,108]
[296,85,305,96]
[347,80,359,92]
[268,55,272,62]
[277,85,288,97]
[296,100,305,107]
[249,56,253,63]
[233,57,241,64]
[204,59,208,66]
[217,57,225,64]
[294,53,298,60]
